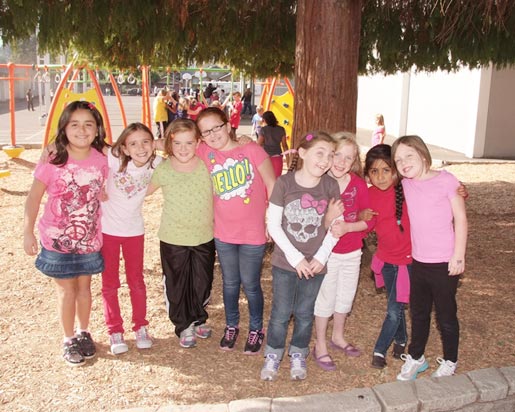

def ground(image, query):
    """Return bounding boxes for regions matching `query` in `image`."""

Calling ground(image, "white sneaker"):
[290,352,307,380]
[260,353,280,381]
[110,333,128,355]
[431,357,457,377]
[396,354,429,381]
[135,326,153,349]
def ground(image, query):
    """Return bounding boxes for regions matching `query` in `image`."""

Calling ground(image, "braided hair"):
[364,144,404,232]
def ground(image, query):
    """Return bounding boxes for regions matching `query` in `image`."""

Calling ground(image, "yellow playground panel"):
[46,88,107,145]
[260,77,294,149]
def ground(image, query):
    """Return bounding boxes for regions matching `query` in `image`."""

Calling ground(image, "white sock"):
[373,352,384,358]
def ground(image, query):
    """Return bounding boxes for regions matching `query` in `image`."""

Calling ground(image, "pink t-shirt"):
[332,173,373,254]
[35,149,108,253]
[197,142,269,245]
[402,170,460,263]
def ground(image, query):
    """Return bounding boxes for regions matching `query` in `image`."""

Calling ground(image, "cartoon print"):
[342,186,358,222]
[210,154,255,202]
[113,171,152,199]
[284,194,327,243]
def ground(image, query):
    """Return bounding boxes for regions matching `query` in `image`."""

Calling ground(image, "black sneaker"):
[243,329,264,355]
[219,326,239,351]
[392,342,406,359]
[63,338,85,367]
[371,354,386,369]
[76,331,96,359]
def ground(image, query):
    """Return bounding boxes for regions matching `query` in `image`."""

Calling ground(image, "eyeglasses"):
[200,123,226,137]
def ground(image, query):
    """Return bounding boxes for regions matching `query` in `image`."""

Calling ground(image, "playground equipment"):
[259,77,294,148]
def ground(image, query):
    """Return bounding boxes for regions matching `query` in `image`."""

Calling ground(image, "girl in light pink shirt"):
[392,135,467,380]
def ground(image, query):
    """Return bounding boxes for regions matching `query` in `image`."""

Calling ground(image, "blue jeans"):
[214,239,266,331]
[265,266,325,359]
[373,263,410,356]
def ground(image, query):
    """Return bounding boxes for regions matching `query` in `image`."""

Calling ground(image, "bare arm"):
[23,178,46,255]
[449,195,467,275]
[256,133,264,146]
[257,157,276,200]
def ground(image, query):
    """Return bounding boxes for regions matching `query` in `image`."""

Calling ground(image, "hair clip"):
[87,102,96,111]
[282,149,297,155]
[305,134,313,141]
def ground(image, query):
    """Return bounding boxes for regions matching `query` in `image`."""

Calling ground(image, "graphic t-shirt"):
[230,100,242,129]
[260,125,286,157]
[35,149,107,253]
[197,142,269,245]
[102,149,162,237]
[269,172,340,273]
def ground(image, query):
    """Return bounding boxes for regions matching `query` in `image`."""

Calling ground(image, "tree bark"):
[293,0,362,148]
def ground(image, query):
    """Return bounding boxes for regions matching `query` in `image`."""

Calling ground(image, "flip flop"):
[312,346,336,371]
[330,341,362,357]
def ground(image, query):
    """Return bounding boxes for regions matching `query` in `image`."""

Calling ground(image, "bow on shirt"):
[300,194,327,214]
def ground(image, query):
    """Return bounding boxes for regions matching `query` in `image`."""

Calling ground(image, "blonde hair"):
[331,131,363,178]
[391,135,432,173]
[375,113,385,126]
[163,118,200,157]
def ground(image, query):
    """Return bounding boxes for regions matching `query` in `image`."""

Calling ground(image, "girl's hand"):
[457,182,469,200]
[330,220,349,237]
[23,233,38,256]
[359,208,377,222]
[40,143,57,162]
[448,256,465,276]
[324,198,344,226]
[295,258,314,279]
[309,258,324,275]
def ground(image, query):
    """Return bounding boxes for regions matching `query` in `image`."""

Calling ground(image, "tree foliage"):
[1,1,513,75]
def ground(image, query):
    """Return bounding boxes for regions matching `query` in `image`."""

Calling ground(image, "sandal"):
[330,341,362,357]
[312,346,336,371]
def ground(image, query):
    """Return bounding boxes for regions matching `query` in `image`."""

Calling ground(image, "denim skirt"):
[35,247,104,279]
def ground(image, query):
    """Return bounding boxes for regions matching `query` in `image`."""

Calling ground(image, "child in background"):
[23,101,108,366]
[392,135,467,380]
[196,107,276,355]
[261,132,341,381]
[153,89,169,139]
[362,144,412,369]
[251,105,264,141]
[313,132,372,371]
[229,91,243,135]
[148,119,215,348]
[258,111,288,178]
[100,123,160,355]
[371,114,386,147]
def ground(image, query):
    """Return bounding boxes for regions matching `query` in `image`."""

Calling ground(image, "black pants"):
[408,260,460,362]
[160,240,215,336]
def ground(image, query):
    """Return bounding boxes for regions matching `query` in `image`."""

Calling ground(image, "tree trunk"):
[293,0,362,148]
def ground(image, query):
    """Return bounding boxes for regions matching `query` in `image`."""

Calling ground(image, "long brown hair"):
[288,131,336,172]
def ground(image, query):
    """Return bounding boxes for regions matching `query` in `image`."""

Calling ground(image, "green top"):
[151,157,213,246]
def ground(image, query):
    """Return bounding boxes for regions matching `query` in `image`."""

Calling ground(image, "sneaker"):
[260,353,280,381]
[135,326,153,349]
[243,329,265,355]
[76,331,96,359]
[396,354,429,381]
[371,354,386,369]
[194,323,212,339]
[110,333,128,355]
[180,324,197,348]
[290,352,307,380]
[219,326,239,351]
[392,342,406,359]
[431,357,457,378]
[63,338,85,367]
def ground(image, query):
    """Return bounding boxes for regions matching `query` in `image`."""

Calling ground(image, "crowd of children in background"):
[24,101,467,386]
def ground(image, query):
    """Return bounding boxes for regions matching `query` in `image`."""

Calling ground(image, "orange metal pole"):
[87,68,113,144]
[7,63,16,146]
[265,77,278,111]
[108,72,127,137]
[141,66,151,128]
[284,78,295,96]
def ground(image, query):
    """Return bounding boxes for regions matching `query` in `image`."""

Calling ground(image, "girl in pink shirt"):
[313,132,372,371]
[392,135,467,380]
[196,108,276,355]
[23,101,108,367]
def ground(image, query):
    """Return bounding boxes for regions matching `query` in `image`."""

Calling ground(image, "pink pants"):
[101,234,148,334]
[270,155,284,178]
